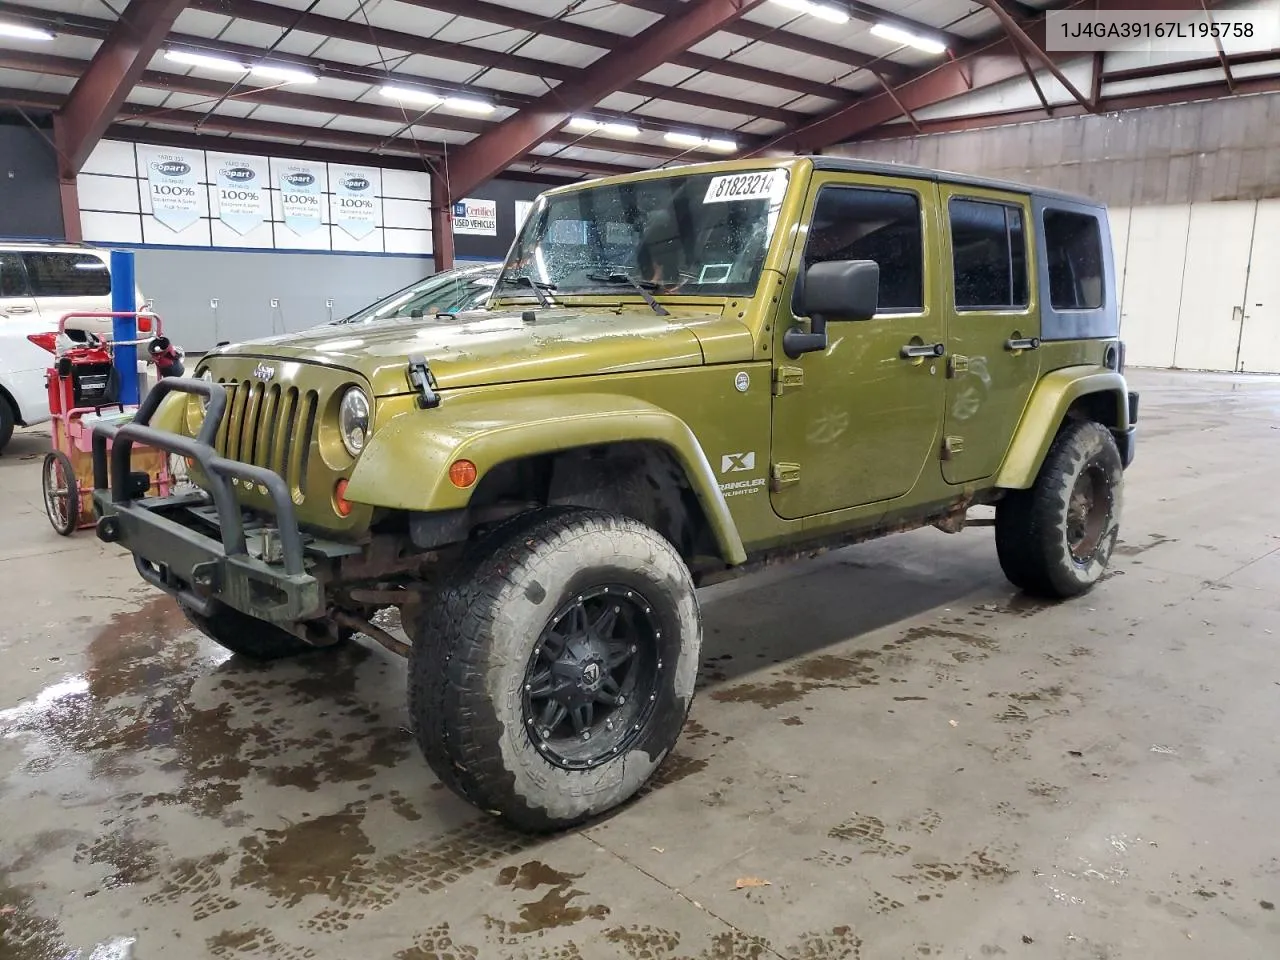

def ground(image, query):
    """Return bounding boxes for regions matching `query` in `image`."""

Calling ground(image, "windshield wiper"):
[584,272,669,316]
[496,275,556,308]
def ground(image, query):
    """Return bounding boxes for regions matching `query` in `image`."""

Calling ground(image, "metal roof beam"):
[0,49,732,163]
[441,0,770,200]
[0,0,804,128]
[189,0,804,122]
[612,0,953,66]
[400,0,858,97]
[53,0,189,176]
[979,0,1092,111]
[750,0,1217,153]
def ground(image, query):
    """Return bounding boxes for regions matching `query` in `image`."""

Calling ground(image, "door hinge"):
[947,354,969,379]
[770,462,801,491]
[772,365,804,396]
[941,436,965,460]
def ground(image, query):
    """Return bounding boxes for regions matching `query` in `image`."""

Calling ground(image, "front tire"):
[409,507,701,832]
[995,419,1123,599]
[180,599,326,660]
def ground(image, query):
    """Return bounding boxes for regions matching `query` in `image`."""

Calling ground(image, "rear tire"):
[0,395,15,454]
[180,599,331,660]
[996,419,1123,599]
[408,507,701,832]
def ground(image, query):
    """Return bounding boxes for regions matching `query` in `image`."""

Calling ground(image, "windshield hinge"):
[770,462,801,491]
[773,365,804,396]
[407,354,441,409]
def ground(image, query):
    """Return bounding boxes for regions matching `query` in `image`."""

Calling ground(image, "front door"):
[770,174,946,520]
[940,187,1041,484]
[0,252,49,424]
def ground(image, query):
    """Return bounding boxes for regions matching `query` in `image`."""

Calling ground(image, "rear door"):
[0,252,37,320]
[22,249,115,336]
[0,252,51,424]
[940,187,1041,484]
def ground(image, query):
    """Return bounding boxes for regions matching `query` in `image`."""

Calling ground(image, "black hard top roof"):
[810,155,1099,208]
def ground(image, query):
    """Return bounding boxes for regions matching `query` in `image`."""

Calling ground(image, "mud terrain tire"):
[996,419,1123,599]
[409,507,701,832]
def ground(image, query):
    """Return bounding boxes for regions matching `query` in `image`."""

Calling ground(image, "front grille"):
[214,380,318,502]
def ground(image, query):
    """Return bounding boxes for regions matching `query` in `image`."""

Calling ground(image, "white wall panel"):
[142,215,212,247]
[81,139,138,178]
[77,173,141,214]
[1119,204,1190,368]
[1238,199,1280,374]
[81,211,143,245]
[1172,201,1256,371]
[381,168,430,201]
[382,197,429,230]
[210,219,275,249]
[383,227,433,255]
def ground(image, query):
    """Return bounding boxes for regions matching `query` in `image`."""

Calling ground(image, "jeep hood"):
[207,307,753,395]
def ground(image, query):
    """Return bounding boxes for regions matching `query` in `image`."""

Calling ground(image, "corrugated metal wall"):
[832,91,1280,207]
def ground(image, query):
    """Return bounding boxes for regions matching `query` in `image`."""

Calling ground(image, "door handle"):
[2,305,33,315]
[1005,336,1041,352]
[900,342,945,359]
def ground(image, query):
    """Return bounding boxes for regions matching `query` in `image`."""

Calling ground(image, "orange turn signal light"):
[449,459,478,489]
[334,478,353,516]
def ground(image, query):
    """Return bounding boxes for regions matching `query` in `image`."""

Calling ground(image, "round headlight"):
[339,387,371,457]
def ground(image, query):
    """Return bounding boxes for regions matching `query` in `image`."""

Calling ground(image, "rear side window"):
[22,252,112,298]
[1043,210,1104,310]
[949,198,1028,310]
[0,254,29,298]
[803,186,923,312]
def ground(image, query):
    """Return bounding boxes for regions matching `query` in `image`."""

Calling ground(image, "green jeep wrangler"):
[92,156,1137,831]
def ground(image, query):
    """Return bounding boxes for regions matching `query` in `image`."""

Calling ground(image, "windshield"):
[337,269,497,324]
[498,168,790,299]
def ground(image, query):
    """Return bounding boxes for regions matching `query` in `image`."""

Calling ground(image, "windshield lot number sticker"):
[704,172,779,203]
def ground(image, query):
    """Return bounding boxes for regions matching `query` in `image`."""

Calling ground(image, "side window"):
[22,252,112,298]
[802,186,923,313]
[0,254,29,298]
[1043,210,1104,310]
[949,198,1028,310]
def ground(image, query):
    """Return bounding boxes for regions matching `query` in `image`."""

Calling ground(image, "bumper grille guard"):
[90,376,315,618]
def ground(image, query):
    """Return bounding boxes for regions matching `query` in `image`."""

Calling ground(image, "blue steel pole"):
[110,249,139,406]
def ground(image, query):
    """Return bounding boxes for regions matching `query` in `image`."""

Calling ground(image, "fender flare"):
[346,392,747,565]
[995,367,1130,490]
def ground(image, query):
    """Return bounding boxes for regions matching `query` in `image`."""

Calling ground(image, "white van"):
[0,244,145,453]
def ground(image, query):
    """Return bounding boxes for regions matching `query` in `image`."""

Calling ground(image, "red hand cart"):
[29,311,186,535]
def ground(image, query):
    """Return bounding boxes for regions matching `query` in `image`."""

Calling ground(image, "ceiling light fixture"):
[768,0,849,25]
[249,64,318,84]
[164,49,248,72]
[664,132,737,152]
[870,22,947,54]
[380,85,443,105]
[0,21,54,40]
[567,117,640,137]
[443,96,495,114]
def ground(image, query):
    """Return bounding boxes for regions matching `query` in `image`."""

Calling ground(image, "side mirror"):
[784,260,881,359]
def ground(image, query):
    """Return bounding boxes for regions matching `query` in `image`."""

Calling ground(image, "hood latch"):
[407,354,441,409]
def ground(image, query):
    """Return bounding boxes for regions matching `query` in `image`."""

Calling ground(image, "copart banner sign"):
[278,161,325,236]
[142,147,202,233]
[212,153,269,235]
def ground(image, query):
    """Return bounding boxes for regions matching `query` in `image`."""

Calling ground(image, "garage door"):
[1237,198,1280,374]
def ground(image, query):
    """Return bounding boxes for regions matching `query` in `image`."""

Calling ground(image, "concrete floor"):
[1,369,1278,960]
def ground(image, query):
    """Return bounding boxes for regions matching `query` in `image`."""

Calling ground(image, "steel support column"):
[431,174,455,273]
[55,0,189,177]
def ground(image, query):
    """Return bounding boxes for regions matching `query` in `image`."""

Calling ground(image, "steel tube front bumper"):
[91,377,322,622]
